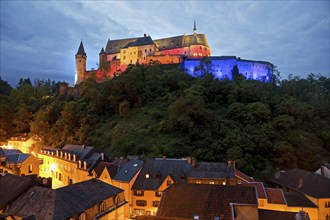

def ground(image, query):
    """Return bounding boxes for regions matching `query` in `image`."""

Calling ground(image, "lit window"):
[134,190,144,196]
[193,215,200,220]
[155,191,162,197]
[209,180,215,184]
[152,201,159,207]
[28,164,33,173]
[146,174,150,179]
[136,200,147,206]
[166,180,172,186]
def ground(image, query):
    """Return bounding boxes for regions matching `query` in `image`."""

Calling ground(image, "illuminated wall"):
[183,56,273,82]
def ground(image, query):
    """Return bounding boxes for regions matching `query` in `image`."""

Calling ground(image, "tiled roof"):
[188,162,235,179]
[0,174,42,210]
[265,188,286,205]
[270,168,330,198]
[131,158,190,190]
[283,190,317,207]
[235,169,255,183]
[157,183,257,220]
[6,179,123,220]
[258,209,297,220]
[241,182,267,199]
[113,160,143,182]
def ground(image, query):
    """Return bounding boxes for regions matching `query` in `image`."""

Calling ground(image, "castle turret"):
[99,47,106,65]
[75,41,87,85]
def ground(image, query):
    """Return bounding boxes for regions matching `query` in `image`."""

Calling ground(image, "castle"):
[74,22,273,85]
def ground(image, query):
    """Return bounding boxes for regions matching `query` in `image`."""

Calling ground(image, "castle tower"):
[75,41,87,85]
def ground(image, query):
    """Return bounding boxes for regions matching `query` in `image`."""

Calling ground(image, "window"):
[99,202,106,212]
[196,179,201,184]
[146,174,150,179]
[28,164,33,173]
[155,191,162,197]
[79,213,86,220]
[237,180,241,184]
[134,209,145,215]
[193,215,200,220]
[325,201,330,208]
[166,180,172,186]
[136,200,147,206]
[59,173,62,181]
[209,180,215,184]
[152,201,159,207]
[123,56,126,59]
[134,190,144,196]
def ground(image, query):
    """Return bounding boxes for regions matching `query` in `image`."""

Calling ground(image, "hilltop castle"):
[75,22,273,85]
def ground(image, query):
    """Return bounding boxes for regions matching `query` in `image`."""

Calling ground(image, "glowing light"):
[50,163,57,172]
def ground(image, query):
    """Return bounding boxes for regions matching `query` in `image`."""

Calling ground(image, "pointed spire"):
[193,19,197,34]
[99,47,105,55]
[76,40,86,56]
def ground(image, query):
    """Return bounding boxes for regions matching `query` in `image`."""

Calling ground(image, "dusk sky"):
[1,1,329,86]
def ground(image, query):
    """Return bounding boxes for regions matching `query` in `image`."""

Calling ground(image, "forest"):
[1,63,329,179]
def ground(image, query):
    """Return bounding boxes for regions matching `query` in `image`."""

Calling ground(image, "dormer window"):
[99,202,106,212]
[209,180,215,184]
[166,180,172,186]
[79,212,86,220]
[146,174,150,179]
[78,160,81,168]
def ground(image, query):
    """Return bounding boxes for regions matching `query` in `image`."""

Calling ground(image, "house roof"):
[270,168,330,198]
[6,154,30,163]
[131,158,190,190]
[241,182,267,199]
[1,148,23,155]
[282,190,317,208]
[235,169,255,183]
[6,179,123,220]
[265,188,286,205]
[0,174,43,210]
[258,209,297,220]
[113,160,144,182]
[188,162,235,179]
[157,183,257,220]
[93,162,118,178]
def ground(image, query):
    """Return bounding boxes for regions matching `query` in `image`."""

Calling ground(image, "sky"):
[0,1,329,86]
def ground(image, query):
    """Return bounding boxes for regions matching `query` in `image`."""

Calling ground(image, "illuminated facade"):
[183,56,273,82]
[38,145,105,189]
[6,133,39,154]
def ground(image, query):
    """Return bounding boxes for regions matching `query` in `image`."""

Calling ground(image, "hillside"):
[1,64,329,179]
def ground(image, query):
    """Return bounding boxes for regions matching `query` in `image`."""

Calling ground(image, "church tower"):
[75,41,87,85]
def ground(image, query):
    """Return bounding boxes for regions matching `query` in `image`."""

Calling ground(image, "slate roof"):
[265,188,286,205]
[131,158,190,190]
[93,162,118,178]
[157,183,257,220]
[188,162,235,179]
[0,174,43,210]
[270,168,330,198]
[5,154,30,163]
[1,148,23,155]
[258,209,297,220]
[6,179,124,220]
[76,41,86,56]
[282,190,317,207]
[105,37,139,54]
[124,35,154,48]
[154,34,209,51]
[113,160,144,182]
[241,182,267,199]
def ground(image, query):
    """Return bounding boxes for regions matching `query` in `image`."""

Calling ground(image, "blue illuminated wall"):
[182,56,273,82]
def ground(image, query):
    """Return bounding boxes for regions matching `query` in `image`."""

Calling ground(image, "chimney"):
[298,177,303,188]
[101,153,104,161]
[82,145,85,149]
[275,168,281,178]
[144,33,147,38]
[192,158,197,167]
[227,160,232,167]
[321,166,325,176]
[187,156,192,164]
[162,156,166,160]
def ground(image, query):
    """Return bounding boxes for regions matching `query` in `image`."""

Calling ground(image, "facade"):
[6,133,39,154]
[5,178,126,220]
[38,144,107,189]
[0,148,40,176]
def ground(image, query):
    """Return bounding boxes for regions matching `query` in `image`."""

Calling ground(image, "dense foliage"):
[0,66,329,179]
